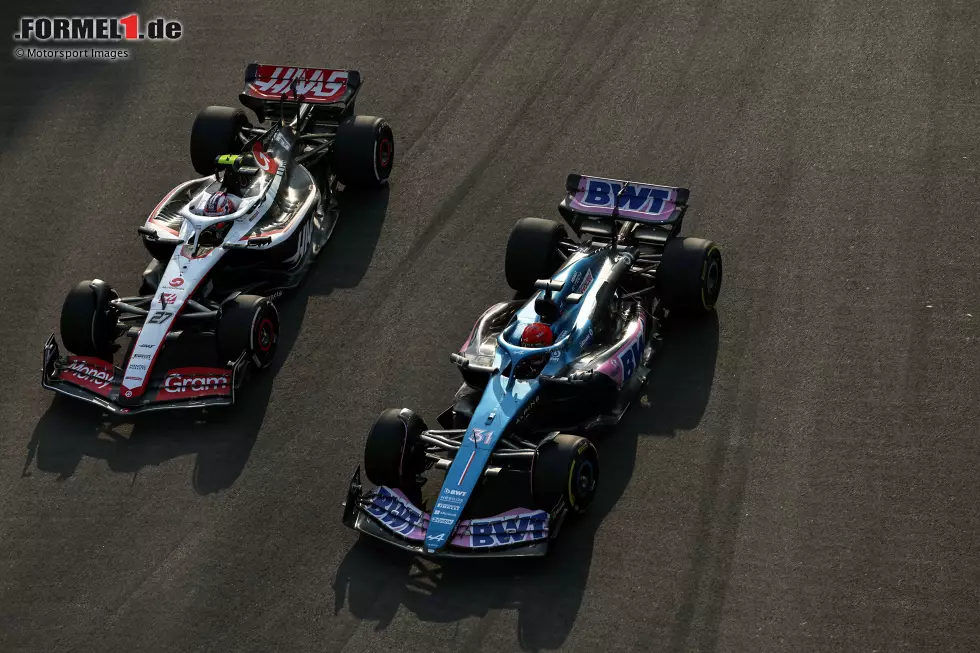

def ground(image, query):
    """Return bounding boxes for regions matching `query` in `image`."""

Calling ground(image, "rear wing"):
[558,174,689,234]
[239,63,362,122]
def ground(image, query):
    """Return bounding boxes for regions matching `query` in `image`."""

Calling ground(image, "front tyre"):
[364,408,428,489]
[216,295,279,369]
[532,434,599,513]
[656,237,723,315]
[60,280,118,356]
[332,116,394,188]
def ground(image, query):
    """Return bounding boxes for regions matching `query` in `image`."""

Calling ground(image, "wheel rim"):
[573,459,597,504]
[257,318,274,352]
[252,310,278,367]
[378,137,392,169]
[706,260,720,296]
[702,251,722,309]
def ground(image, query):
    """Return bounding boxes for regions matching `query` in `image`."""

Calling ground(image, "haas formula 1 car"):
[42,63,394,415]
[343,173,723,557]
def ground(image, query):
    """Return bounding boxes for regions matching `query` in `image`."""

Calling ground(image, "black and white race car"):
[42,63,393,415]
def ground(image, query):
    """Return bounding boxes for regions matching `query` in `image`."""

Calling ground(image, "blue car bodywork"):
[343,173,715,558]
[421,250,630,552]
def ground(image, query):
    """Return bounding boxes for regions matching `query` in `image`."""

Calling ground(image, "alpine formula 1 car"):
[42,63,394,415]
[343,173,723,557]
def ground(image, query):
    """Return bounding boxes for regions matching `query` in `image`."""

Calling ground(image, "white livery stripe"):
[458,451,476,486]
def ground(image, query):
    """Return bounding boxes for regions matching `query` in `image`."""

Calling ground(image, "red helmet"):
[520,322,554,347]
[203,191,237,216]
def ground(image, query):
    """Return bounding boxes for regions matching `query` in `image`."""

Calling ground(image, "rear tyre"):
[505,218,565,295]
[216,295,279,369]
[656,237,723,315]
[364,408,429,488]
[60,280,118,356]
[532,433,599,513]
[332,116,394,188]
[190,106,250,176]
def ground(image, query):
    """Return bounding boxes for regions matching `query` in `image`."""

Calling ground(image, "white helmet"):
[202,191,237,216]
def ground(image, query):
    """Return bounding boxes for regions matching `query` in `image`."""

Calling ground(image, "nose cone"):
[424,528,451,553]
[425,449,487,553]
[424,499,461,552]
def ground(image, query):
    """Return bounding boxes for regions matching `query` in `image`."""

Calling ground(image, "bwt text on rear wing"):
[239,63,363,122]
[558,173,690,236]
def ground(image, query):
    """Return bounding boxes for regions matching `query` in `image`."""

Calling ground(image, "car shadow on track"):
[22,186,390,493]
[332,311,719,651]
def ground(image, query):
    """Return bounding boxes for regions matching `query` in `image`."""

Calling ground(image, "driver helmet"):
[203,191,238,216]
[520,322,554,347]
[514,322,554,379]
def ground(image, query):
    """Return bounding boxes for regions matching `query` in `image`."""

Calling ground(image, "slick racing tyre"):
[332,116,394,188]
[364,408,428,489]
[505,218,565,295]
[532,433,599,514]
[656,237,723,315]
[190,106,250,176]
[61,280,118,356]
[216,295,279,369]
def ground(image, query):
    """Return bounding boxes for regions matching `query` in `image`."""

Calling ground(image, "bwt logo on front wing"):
[14,15,182,42]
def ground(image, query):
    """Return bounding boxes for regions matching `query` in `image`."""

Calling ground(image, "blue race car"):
[342,173,723,557]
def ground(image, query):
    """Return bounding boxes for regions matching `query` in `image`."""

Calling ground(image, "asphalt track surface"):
[2,1,979,651]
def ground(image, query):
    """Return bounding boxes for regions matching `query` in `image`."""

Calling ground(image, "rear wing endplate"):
[558,173,689,230]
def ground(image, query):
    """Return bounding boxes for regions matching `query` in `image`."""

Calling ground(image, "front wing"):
[41,335,247,415]
[343,469,562,558]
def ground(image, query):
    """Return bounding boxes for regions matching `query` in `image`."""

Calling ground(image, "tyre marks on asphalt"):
[466,0,679,205]
[687,2,896,646]
[680,2,980,649]
[795,4,937,647]
[653,3,820,650]
[812,5,942,642]
[394,0,539,162]
[381,0,608,280]
[794,3,980,649]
